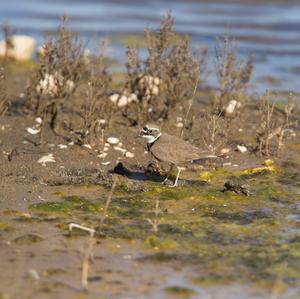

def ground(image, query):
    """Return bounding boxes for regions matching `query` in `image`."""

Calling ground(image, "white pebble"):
[107,137,119,145]
[58,144,68,149]
[176,122,184,128]
[221,148,231,154]
[101,161,111,166]
[27,127,40,135]
[35,117,43,124]
[125,152,135,158]
[109,93,119,104]
[113,146,127,154]
[83,144,92,149]
[237,145,247,153]
[37,154,55,165]
[98,153,107,159]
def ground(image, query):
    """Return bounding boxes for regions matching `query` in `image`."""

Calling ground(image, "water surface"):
[0,0,300,92]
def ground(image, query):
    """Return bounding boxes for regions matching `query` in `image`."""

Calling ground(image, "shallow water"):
[0,0,300,92]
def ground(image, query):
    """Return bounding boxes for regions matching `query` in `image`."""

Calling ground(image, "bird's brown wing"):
[150,133,206,165]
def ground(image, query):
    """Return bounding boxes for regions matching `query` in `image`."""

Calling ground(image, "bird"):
[139,124,216,187]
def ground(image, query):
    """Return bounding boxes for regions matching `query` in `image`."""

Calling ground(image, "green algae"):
[26,163,300,286]
[164,286,197,298]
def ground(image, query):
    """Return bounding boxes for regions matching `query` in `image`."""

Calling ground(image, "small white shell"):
[109,93,120,104]
[152,85,159,96]
[27,127,40,135]
[37,154,55,164]
[98,153,108,159]
[113,146,127,154]
[117,95,129,108]
[237,145,247,153]
[83,144,92,149]
[107,137,119,145]
[58,144,68,149]
[125,152,134,158]
[35,117,43,124]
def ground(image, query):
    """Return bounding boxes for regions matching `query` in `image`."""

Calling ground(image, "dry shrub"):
[75,40,112,146]
[201,112,230,154]
[0,65,8,116]
[122,13,206,125]
[256,92,296,156]
[214,35,253,114]
[27,16,86,121]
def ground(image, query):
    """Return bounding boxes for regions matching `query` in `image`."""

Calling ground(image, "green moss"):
[30,196,100,214]
[144,235,179,251]
[164,286,197,297]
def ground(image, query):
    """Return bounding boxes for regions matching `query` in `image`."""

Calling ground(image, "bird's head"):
[139,124,161,144]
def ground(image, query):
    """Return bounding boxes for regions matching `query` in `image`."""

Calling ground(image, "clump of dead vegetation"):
[72,40,112,146]
[256,92,296,156]
[27,16,86,127]
[214,35,253,116]
[121,13,206,125]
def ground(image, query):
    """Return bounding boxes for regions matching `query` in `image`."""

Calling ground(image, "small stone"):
[225,100,241,116]
[101,161,111,166]
[98,153,107,159]
[125,152,134,158]
[117,95,129,108]
[107,137,119,145]
[27,127,40,135]
[113,146,127,154]
[58,144,67,149]
[176,122,184,128]
[37,154,55,165]
[83,144,92,149]
[109,93,119,104]
[237,145,247,153]
[35,117,43,124]
[221,148,231,154]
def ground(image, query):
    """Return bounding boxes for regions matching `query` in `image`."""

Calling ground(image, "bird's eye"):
[143,126,147,131]
[149,129,153,134]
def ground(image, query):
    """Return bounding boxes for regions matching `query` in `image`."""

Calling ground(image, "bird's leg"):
[170,167,184,188]
[162,164,174,184]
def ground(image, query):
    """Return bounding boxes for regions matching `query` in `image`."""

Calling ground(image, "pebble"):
[83,144,92,149]
[101,161,111,166]
[125,152,135,158]
[237,145,247,153]
[113,146,127,154]
[58,144,68,149]
[27,127,40,135]
[98,153,107,159]
[221,148,231,154]
[37,154,55,165]
[35,117,43,124]
[107,137,120,145]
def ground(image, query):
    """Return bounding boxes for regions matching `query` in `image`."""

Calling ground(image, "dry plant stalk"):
[214,35,253,113]
[0,66,8,116]
[77,39,112,146]
[1,24,13,60]
[201,112,229,154]
[147,199,161,234]
[99,176,117,229]
[257,92,296,156]
[68,177,117,291]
